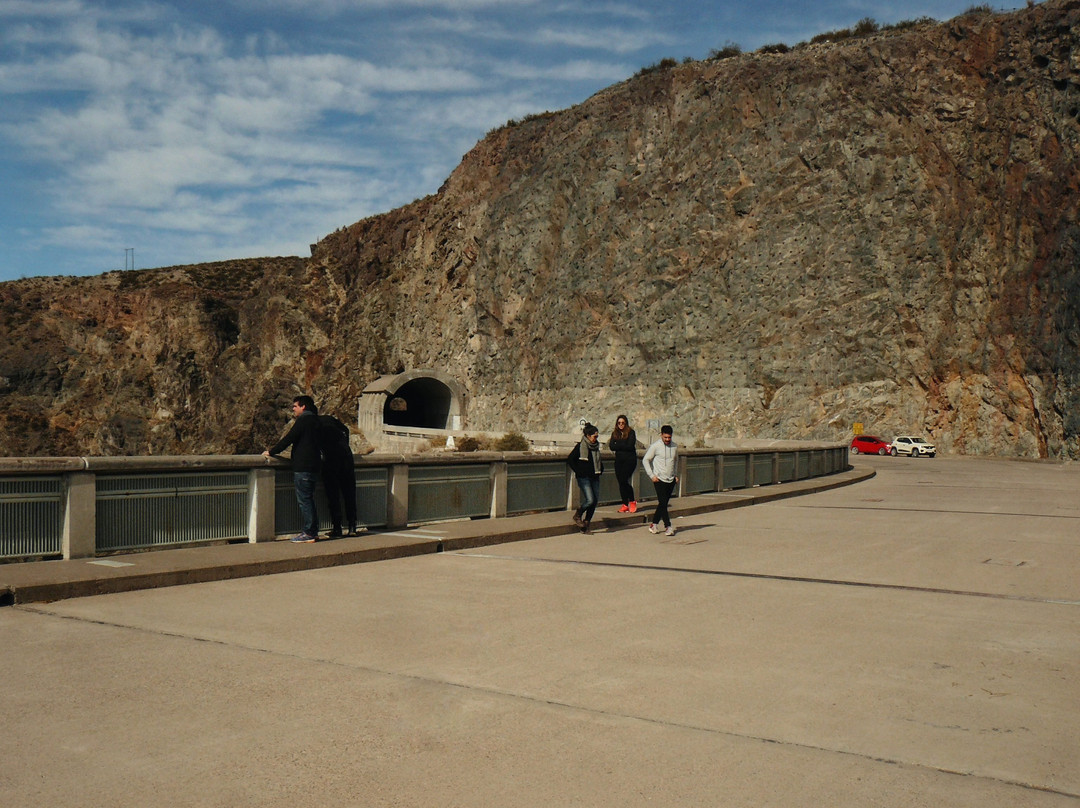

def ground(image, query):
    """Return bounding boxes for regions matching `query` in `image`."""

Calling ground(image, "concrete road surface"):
[2,455,1077,807]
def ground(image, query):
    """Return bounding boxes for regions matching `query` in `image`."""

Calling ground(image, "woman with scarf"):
[566,422,603,533]
[608,414,638,513]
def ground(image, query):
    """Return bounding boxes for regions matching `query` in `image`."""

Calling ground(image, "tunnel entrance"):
[383,376,454,428]
[359,369,466,439]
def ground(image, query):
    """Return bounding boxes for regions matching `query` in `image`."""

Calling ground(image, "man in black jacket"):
[263,395,322,542]
[319,413,358,538]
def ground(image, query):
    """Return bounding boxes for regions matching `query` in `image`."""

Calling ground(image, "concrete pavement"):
[1,456,1077,807]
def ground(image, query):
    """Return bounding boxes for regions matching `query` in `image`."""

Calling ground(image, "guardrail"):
[0,444,848,562]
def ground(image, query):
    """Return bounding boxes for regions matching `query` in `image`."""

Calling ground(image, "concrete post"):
[567,467,579,511]
[746,453,755,488]
[676,454,688,497]
[62,471,96,560]
[388,463,409,529]
[772,452,780,485]
[490,461,507,519]
[715,453,724,492]
[247,468,276,543]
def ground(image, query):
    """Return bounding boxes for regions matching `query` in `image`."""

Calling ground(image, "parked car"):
[891,436,936,457]
[850,435,892,455]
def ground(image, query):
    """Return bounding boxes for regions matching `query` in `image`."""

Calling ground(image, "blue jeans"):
[575,475,601,521]
[293,471,319,537]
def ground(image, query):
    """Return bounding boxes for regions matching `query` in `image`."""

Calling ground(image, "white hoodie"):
[642,436,678,483]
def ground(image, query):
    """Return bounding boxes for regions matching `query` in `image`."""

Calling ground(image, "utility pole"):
[124,248,135,271]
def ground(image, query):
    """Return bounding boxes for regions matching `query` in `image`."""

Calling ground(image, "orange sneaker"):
[618,504,629,512]
[629,501,638,513]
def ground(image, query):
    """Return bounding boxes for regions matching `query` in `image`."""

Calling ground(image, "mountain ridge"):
[2,0,1078,458]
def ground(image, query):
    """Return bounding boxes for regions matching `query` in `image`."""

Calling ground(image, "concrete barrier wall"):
[0,444,849,562]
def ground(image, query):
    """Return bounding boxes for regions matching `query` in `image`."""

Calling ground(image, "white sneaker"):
[648,523,659,534]
[664,526,676,536]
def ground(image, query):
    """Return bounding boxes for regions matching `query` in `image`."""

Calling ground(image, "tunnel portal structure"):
[359,369,466,439]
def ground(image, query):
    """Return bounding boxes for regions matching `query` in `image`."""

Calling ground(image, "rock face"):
[1,1,1078,458]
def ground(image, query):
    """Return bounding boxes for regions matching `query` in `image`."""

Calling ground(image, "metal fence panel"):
[97,472,249,551]
[722,455,748,490]
[797,451,810,479]
[0,476,64,559]
[409,464,491,523]
[356,468,389,527]
[753,453,775,486]
[778,452,797,483]
[507,462,566,514]
[827,448,843,473]
[275,467,388,535]
[684,456,716,494]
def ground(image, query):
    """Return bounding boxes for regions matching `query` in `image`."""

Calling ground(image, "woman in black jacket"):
[608,414,638,513]
[566,423,603,533]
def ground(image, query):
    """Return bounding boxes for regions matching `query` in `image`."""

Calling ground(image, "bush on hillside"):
[456,436,481,452]
[853,17,879,35]
[708,43,742,60]
[634,57,679,78]
[494,431,530,452]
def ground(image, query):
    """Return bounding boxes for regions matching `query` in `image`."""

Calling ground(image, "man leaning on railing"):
[263,395,322,544]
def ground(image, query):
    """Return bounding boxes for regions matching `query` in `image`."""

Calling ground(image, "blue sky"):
[0,0,1024,282]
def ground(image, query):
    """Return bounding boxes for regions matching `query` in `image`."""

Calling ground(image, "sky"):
[0,0,1026,283]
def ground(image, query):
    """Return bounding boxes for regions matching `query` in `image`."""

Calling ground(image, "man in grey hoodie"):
[642,424,678,536]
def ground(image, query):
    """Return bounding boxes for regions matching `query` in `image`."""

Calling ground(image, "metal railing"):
[0,444,848,562]
[96,471,250,552]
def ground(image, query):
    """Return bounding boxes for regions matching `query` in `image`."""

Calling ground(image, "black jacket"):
[318,414,354,469]
[268,410,322,472]
[566,439,603,477]
[608,429,638,457]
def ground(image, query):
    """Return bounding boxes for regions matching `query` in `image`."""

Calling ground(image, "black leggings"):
[614,455,637,504]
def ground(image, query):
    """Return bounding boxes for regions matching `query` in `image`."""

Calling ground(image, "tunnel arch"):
[358,369,466,437]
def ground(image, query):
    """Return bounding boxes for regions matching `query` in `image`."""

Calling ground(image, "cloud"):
[232,0,540,12]
[39,223,117,251]
[0,0,672,278]
[0,0,83,17]
[499,58,630,83]
[2,11,488,213]
[552,2,653,23]
[531,25,669,53]
[408,10,667,55]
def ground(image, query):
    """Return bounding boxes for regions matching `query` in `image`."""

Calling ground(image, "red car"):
[850,435,891,455]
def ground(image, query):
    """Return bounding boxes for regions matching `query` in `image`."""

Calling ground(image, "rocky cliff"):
[2,0,1078,458]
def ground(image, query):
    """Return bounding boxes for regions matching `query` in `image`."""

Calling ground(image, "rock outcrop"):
[1,1,1078,458]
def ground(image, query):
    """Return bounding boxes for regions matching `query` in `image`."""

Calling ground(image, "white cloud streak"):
[10,0,1003,279]
[0,0,83,17]
[0,11,492,238]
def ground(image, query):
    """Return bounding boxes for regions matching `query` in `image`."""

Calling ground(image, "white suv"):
[891,436,936,458]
